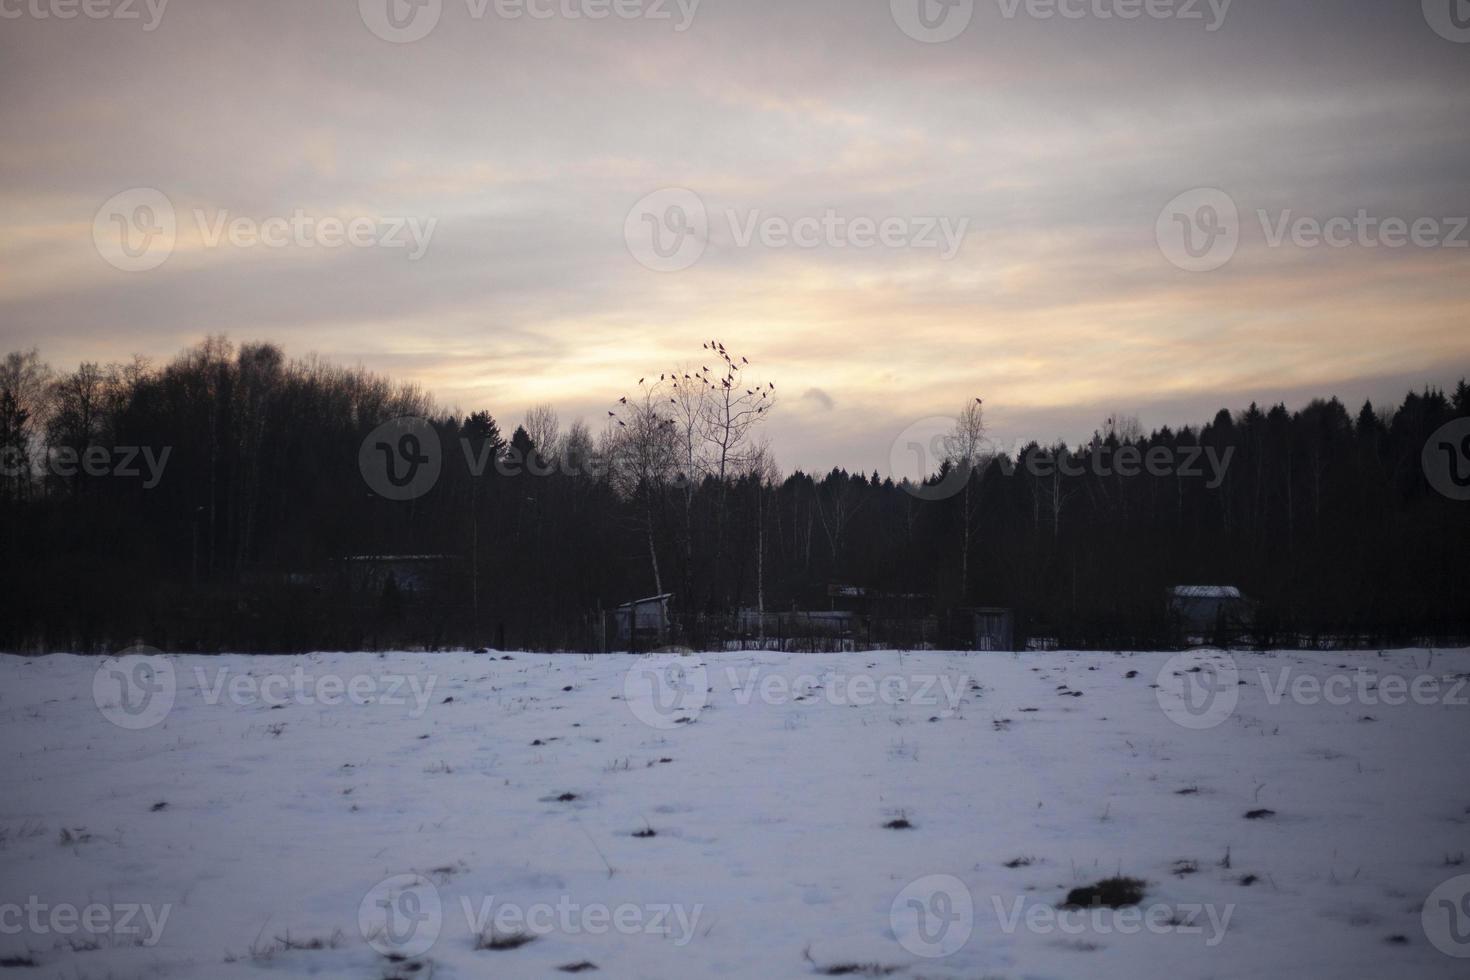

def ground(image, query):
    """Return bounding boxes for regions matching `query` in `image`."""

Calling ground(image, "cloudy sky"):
[2,0,1468,476]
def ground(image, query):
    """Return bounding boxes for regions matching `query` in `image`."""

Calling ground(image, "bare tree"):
[1103,412,1144,444]
[46,362,111,494]
[605,385,680,597]
[523,403,561,462]
[696,340,775,608]
[946,398,987,600]
[1092,412,1143,523]
[561,418,594,478]
[0,349,53,497]
[651,363,713,586]
[613,342,776,612]
[1,349,54,430]
[813,469,862,562]
[699,340,774,487]
[1040,441,1075,542]
[233,343,284,574]
[744,438,780,625]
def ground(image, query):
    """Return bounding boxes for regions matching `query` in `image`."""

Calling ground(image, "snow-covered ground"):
[2,647,1469,979]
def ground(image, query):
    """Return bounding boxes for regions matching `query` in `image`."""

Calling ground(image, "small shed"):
[970,606,1014,651]
[1168,585,1253,638]
[612,593,673,649]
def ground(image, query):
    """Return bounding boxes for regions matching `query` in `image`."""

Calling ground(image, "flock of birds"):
[606,340,774,429]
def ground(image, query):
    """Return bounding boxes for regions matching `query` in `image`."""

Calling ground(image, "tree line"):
[1,337,1466,652]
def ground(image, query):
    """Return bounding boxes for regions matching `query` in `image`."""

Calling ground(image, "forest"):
[1,337,1466,652]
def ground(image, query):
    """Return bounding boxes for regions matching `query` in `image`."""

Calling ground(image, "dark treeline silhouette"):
[1,338,1466,652]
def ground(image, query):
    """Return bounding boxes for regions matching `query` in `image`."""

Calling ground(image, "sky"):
[1,0,1468,477]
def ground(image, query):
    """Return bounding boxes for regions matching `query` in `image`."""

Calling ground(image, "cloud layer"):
[2,0,1467,475]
